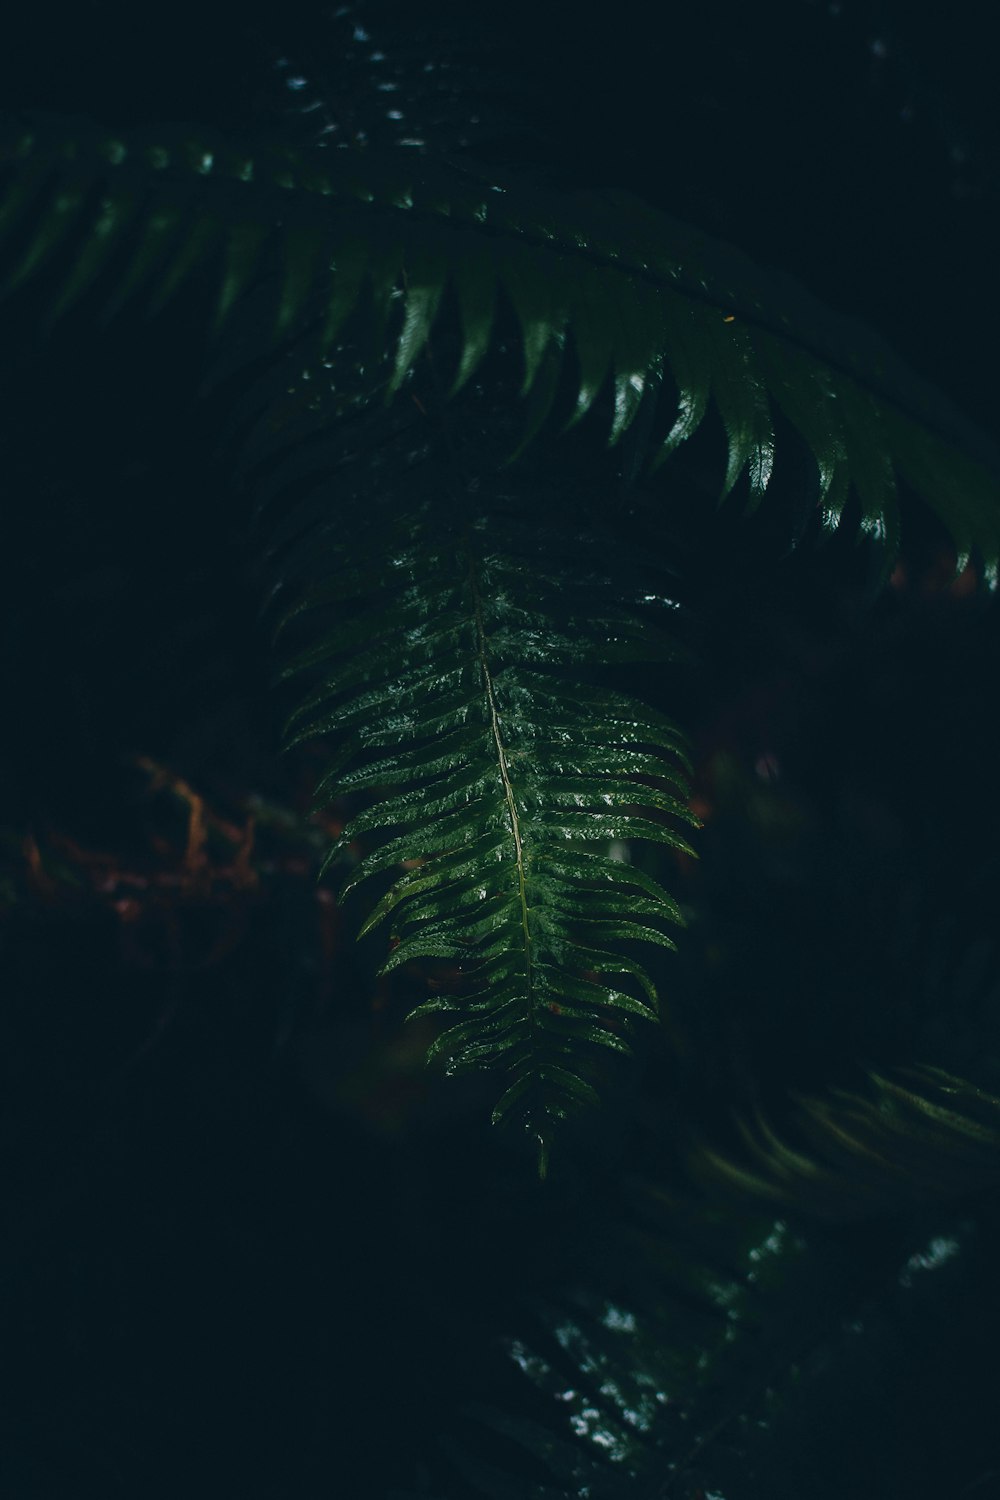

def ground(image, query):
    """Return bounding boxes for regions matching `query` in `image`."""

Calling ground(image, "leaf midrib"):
[465,532,536,1045]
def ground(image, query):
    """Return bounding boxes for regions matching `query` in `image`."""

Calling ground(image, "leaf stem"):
[465,542,536,1025]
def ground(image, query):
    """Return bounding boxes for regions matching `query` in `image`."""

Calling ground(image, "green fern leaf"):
[3,112,997,575]
[274,485,696,1171]
[685,1062,1000,1218]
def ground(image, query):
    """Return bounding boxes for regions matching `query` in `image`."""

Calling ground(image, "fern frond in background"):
[1,110,997,573]
[685,1063,1000,1219]
[411,1187,1000,1500]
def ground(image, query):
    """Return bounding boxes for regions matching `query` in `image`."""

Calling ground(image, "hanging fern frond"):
[2,112,997,579]
[273,465,696,1173]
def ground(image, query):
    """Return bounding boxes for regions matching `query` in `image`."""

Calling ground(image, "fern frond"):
[421,1188,990,1500]
[684,1062,1000,1218]
[275,479,695,1171]
[3,113,997,577]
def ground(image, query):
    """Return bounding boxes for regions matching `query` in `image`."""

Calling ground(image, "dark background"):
[1,3,998,1495]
